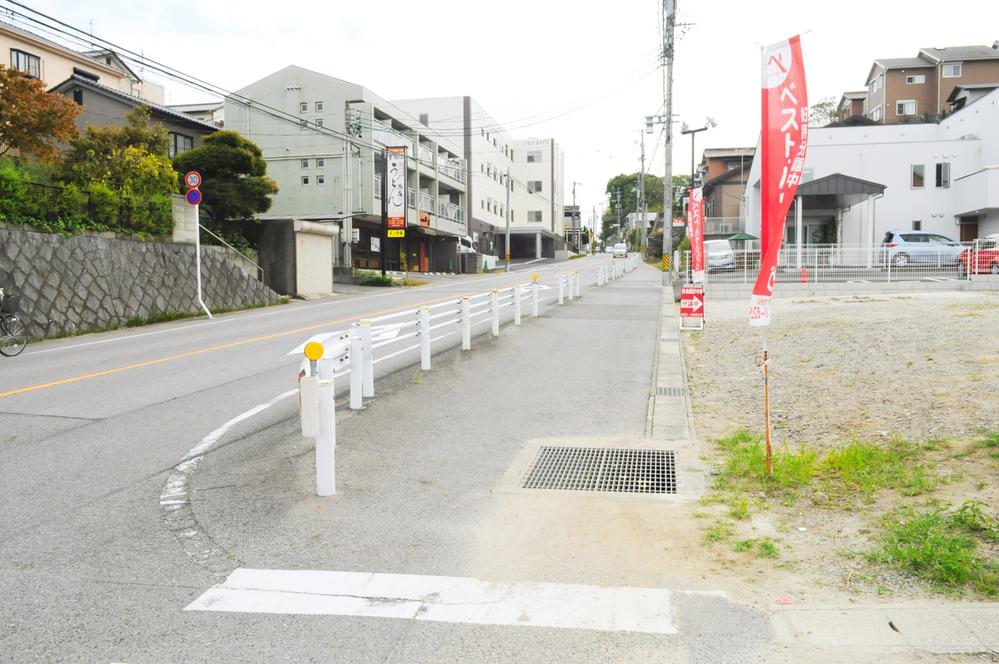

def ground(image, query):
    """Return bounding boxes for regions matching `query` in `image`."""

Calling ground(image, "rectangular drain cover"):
[522,447,677,494]
[660,336,679,342]
[657,386,686,397]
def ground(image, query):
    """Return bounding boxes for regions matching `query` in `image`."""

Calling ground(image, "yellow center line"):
[0,292,469,400]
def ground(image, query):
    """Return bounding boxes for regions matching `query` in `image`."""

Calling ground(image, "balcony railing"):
[704,216,743,236]
[373,119,414,152]
[407,190,416,209]
[438,157,465,184]
[419,192,434,213]
[438,200,465,223]
[374,174,381,198]
[418,145,435,167]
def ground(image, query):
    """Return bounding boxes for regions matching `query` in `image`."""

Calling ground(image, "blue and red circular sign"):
[184,171,202,188]
[185,188,203,206]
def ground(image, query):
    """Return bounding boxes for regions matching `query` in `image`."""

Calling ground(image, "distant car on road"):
[881,230,963,267]
[613,243,628,258]
[705,239,736,270]
[604,246,615,254]
[957,235,999,277]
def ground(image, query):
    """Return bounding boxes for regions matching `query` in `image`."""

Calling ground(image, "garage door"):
[295,232,333,294]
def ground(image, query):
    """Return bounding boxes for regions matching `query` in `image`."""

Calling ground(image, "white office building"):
[394,96,566,261]
[742,85,999,253]
[226,66,467,274]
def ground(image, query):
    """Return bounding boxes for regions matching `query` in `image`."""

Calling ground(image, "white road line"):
[185,568,678,634]
[159,390,297,572]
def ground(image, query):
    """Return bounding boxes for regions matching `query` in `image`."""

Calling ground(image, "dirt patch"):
[682,292,999,602]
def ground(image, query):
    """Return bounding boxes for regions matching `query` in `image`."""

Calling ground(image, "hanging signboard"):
[386,146,407,230]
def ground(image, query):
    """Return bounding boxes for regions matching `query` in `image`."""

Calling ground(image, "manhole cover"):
[656,386,686,397]
[521,447,677,494]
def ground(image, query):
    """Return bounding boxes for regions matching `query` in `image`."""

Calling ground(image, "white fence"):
[294,255,640,495]
[680,242,987,285]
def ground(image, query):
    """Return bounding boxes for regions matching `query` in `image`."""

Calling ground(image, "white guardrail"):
[292,254,640,495]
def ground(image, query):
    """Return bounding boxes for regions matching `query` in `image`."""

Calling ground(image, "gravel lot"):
[683,291,999,449]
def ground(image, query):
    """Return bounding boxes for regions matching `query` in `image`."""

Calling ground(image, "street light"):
[680,117,717,188]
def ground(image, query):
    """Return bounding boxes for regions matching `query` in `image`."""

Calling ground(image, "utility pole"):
[638,130,647,255]
[571,181,582,252]
[614,190,623,244]
[592,205,597,253]
[662,0,677,271]
[504,168,511,272]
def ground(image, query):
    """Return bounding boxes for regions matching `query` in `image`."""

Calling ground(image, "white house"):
[742,86,999,253]
[393,97,566,260]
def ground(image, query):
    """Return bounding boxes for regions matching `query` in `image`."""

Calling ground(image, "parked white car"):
[613,243,628,258]
[705,239,736,270]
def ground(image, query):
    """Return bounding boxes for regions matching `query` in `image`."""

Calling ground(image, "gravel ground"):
[683,291,999,449]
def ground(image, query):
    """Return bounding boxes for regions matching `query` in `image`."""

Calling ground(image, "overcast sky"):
[10,0,999,228]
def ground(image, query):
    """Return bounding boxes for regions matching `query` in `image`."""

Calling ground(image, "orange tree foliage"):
[0,65,81,162]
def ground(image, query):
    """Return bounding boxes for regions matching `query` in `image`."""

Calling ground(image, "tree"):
[809,96,841,127]
[601,172,665,242]
[60,106,177,198]
[0,65,81,162]
[172,131,278,222]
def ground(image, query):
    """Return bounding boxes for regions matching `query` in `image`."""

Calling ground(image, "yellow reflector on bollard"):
[304,341,324,361]
[531,273,538,281]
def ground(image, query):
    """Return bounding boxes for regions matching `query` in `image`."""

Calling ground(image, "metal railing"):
[437,200,465,223]
[679,242,978,285]
[438,157,465,184]
[292,254,641,495]
[372,120,414,152]
[407,190,416,209]
[418,144,435,167]
[199,225,264,283]
[418,192,434,214]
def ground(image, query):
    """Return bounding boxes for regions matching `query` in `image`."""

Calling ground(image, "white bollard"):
[419,306,431,370]
[513,286,522,325]
[558,276,565,304]
[300,376,319,438]
[349,336,363,410]
[491,290,500,336]
[461,297,471,350]
[359,321,374,398]
[316,377,335,496]
[574,271,581,298]
[532,281,539,317]
[568,274,575,301]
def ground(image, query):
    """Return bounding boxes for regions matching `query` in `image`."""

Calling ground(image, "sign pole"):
[762,343,772,476]
[381,149,388,278]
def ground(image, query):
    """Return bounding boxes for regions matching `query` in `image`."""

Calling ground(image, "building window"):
[868,75,882,95]
[299,102,308,113]
[527,151,543,163]
[528,210,543,222]
[936,162,950,188]
[912,220,922,231]
[168,132,194,159]
[11,49,40,78]
[942,63,962,78]
[317,158,324,168]
[911,164,925,188]
[316,101,324,111]
[316,118,324,127]
[301,159,309,168]
[72,89,83,105]
[509,150,514,160]
[301,176,310,185]
[527,180,543,193]
[905,74,926,84]
[481,200,485,210]
[480,163,485,173]
[870,105,882,121]
[896,99,917,116]
[480,128,484,136]
[317,175,326,185]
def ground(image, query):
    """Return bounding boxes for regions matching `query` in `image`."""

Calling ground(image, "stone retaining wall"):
[0,227,279,337]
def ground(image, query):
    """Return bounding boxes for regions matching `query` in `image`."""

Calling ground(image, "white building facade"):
[394,96,566,260]
[742,86,999,250]
[226,66,467,273]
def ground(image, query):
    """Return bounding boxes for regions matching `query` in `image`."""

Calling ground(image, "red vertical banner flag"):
[688,187,705,283]
[750,35,809,326]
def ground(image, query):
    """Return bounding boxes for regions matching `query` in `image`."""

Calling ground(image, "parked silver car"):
[881,230,964,267]
[705,239,736,270]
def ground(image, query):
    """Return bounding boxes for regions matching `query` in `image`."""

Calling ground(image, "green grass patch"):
[819,440,937,501]
[701,521,736,546]
[733,537,780,558]
[868,502,998,597]
[125,297,290,328]
[713,430,816,500]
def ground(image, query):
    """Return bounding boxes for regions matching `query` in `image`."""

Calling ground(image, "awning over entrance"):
[795,173,886,209]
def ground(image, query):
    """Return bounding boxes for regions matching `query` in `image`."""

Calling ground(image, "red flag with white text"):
[688,187,705,283]
[750,35,808,326]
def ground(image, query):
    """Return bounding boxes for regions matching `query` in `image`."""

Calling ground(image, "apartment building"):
[226,66,467,275]
[838,91,867,119]
[1,20,164,103]
[864,43,999,123]
[394,96,566,260]
[742,86,999,254]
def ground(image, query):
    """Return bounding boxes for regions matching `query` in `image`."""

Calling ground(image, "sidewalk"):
[182,264,771,663]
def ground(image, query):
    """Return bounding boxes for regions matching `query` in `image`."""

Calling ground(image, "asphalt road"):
[0,255,635,662]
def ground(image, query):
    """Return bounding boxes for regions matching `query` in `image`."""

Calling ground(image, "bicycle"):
[0,287,28,357]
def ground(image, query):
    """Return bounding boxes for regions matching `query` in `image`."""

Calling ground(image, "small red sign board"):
[672,217,685,227]
[680,285,704,318]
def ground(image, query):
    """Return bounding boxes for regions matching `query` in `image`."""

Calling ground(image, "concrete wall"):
[0,227,278,337]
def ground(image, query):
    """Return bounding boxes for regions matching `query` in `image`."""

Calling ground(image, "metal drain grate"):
[656,386,686,397]
[660,336,679,342]
[522,447,677,494]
